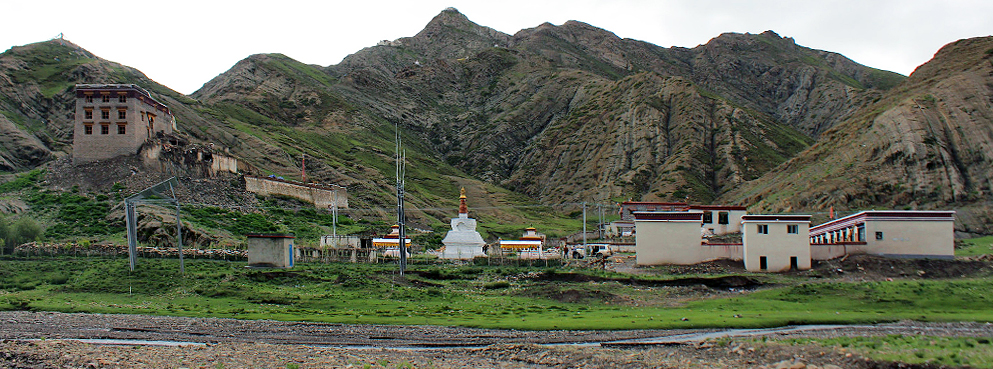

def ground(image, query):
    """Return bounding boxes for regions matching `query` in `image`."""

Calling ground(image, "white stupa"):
[440,187,486,259]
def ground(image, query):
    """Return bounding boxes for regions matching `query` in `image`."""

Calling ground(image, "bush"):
[483,280,511,289]
[0,216,43,254]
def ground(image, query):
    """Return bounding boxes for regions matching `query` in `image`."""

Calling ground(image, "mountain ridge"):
[2,9,990,236]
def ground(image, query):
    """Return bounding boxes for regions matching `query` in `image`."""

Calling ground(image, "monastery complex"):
[71,85,956,272]
[631,201,955,272]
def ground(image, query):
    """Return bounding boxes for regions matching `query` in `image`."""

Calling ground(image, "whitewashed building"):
[741,214,812,272]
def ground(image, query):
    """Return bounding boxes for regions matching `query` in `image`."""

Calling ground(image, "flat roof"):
[810,210,955,235]
[75,84,172,116]
[621,201,688,206]
[689,205,748,211]
[246,233,295,238]
[741,214,811,222]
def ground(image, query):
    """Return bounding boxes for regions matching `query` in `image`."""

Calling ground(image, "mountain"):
[723,36,993,234]
[195,8,898,205]
[5,8,990,236]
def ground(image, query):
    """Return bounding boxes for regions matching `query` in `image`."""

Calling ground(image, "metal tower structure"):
[395,122,408,275]
[124,177,184,273]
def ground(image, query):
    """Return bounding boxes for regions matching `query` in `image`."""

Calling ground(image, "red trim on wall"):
[633,212,703,221]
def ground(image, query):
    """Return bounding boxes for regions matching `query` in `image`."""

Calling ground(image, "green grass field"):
[777,335,993,368]
[958,236,993,257]
[2,257,992,331]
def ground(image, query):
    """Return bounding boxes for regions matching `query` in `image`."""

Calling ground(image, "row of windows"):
[755,224,800,234]
[84,95,127,103]
[702,211,731,225]
[83,124,126,135]
[84,110,126,120]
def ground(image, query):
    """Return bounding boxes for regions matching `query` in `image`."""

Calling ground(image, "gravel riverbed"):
[2,311,992,368]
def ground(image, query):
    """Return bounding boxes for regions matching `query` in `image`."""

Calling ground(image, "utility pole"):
[301,153,306,183]
[597,202,604,239]
[395,123,407,275]
[582,202,588,252]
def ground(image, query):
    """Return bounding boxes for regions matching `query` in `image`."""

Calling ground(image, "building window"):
[787,224,799,234]
[84,125,93,135]
[117,124,126,134]
[100,125,109,135]
[118,94,127,103]
[85,95,93,103]
[141,112,146,121]
[84,109,93,120]
[757,224,769,234]
[118,110,126,119]
[101,95,110,103]
[718,212,729,225]
[101,110,110,120]
[702,211,713,224]
[875,231,884,240]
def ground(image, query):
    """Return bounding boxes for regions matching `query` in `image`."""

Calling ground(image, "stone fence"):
[244,175,348,209]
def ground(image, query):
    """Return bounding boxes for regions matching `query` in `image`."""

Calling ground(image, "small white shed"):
[247,233,295,268]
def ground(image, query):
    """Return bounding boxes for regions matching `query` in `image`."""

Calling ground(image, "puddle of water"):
[602,325,858,345]
[19,325,872,349]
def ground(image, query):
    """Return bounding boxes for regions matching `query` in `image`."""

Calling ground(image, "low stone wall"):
[244,175,348,209]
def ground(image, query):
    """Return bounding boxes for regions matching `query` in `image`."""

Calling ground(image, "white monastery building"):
[634,206,956,272]
[741,214,812,272]
[809,210,955,260]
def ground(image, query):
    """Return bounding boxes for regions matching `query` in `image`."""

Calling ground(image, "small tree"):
[0,215,10,254]
[10,217,43,250]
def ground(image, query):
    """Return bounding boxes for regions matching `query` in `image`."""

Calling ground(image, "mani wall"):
[244,175,348,209]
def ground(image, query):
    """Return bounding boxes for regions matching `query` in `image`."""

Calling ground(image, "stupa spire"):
[458,187,468,215]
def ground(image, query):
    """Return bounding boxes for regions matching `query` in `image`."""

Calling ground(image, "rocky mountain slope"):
[723,36,993,234]
[194,8,899,205]
[4,8,989,235]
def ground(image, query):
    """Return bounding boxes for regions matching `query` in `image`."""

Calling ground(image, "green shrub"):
[483,280,511,289]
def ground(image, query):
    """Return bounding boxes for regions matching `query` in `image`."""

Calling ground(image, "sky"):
[2,0,990,95]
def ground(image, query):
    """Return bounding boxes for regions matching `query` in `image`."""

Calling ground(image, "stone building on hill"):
[73,84,175,163]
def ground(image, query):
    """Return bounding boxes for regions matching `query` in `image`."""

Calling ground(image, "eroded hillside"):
[724,36,993,234]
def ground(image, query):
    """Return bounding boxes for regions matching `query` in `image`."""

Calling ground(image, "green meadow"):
[776,335,993,368]
[1,256,992,330]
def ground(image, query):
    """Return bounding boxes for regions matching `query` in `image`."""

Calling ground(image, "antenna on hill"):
[54,33,65,45]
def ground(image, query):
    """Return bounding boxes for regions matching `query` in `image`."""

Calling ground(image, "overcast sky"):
[2,0,990,95]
